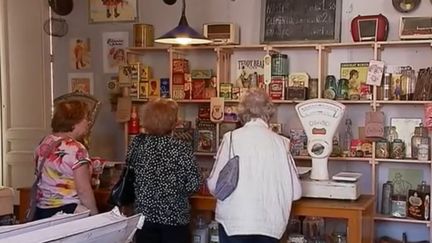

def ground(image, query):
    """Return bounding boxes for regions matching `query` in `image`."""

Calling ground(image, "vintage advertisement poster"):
[70,37,91,70]
[235,59,265,89]
[340,62,371,100]
[89,0,138,23]
[68,73,94,95]
[102,32,129,73]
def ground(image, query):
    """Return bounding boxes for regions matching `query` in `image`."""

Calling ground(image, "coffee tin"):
[133,24,154,47]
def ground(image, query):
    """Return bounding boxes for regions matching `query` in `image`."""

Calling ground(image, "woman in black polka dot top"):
[130,98,201,243]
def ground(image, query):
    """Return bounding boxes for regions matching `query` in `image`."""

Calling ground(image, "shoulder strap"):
[229,131,235,157]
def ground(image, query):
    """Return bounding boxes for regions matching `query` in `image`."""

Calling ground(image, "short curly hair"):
[237,88,275,124]
[142,98,179,135]
[51,100,89,133]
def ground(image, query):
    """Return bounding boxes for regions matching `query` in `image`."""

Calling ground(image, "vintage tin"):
[390,139,405,159]
[375,140,390,158]
[133,24,154,47]
[271,53,288,76]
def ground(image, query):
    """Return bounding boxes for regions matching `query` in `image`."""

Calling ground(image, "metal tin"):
[381,180,394,215]
[133,24,154,47]
[271,53,288,76]
[375,140,389,158]
[390,139,405,159]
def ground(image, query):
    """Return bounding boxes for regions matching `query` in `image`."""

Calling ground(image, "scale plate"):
[332,172,362,182]
[297,166,312,175]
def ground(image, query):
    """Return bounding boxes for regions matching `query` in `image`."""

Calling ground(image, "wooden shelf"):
[375,158,431,164]
[375,213,431,225]
[294,156,372,162]
[376,100,432,105]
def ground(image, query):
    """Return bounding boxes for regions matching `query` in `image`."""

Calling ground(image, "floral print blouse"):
[34,135,91,208]
[128,134,201,226]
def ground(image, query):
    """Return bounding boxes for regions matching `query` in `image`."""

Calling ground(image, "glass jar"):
[386,126,398,143]
[381,180,394,215]
[330,232,347,243]
[302,216,325,241]
[208,220,219,243]
[411,123,430,160]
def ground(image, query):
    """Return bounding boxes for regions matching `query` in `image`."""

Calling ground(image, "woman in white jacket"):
[207,88,302,243]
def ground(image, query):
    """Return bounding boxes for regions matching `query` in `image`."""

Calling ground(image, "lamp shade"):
[155,0,211,45]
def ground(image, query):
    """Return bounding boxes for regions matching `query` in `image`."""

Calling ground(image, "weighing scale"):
[295,99,361,200]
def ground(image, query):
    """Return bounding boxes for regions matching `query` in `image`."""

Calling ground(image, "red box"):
[269,77,284,100]
[172,58,189,74]
[172,73,185,85]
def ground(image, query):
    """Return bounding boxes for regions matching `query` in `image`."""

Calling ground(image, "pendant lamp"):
[155,0,212,45]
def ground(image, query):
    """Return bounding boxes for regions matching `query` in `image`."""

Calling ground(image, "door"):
[0,0,51,196]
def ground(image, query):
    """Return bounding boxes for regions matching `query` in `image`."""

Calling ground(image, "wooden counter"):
[18,188,374,242]
[190,194,375,243]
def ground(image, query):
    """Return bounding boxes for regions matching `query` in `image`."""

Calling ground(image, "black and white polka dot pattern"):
[127,134,201,226]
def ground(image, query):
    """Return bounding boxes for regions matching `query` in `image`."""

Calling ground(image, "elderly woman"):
[207,88,302,243]
[33,100,98,220]
[130,98,200,243]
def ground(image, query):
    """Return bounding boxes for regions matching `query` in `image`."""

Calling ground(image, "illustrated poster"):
[70,38,91,70]
[102,32,129,73]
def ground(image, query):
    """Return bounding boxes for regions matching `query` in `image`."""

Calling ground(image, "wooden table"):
[190,194,375,243]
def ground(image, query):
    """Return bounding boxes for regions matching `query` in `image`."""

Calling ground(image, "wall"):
[53,0,432,160]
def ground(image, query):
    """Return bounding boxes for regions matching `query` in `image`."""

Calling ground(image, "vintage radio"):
[400,16,432,40]
[351,14,389,42]
[203,23,240,45]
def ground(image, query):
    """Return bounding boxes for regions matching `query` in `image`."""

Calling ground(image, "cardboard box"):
[407,189,430,220]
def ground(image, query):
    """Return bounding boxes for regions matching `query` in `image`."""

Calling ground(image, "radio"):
[351,14,389,42]
[400,16,432,40]
[203,23,240,45]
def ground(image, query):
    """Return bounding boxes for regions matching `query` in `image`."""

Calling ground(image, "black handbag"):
[108,165,135,207]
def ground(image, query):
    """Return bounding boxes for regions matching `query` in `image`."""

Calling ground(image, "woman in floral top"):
[33,100,98,220]
[131,98,200,243]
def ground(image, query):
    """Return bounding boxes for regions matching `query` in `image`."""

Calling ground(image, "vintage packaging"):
[219,83,233,99]
[407,189,430,220]
[173,73,185,85]
[191,69,213,79]
[172,85,185,100]
[192,80,206,99]
[160,78,170,98]
[148,79,160,99]
[269,76,284,100]
[138,81,148,99]
[172,58,189,74]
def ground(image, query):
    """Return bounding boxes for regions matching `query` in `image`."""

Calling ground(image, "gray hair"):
[237,88,275,124]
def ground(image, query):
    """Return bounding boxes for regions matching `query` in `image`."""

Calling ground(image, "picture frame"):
[390,117,422,158]
[89,0,138,23]
[68,73,94,95]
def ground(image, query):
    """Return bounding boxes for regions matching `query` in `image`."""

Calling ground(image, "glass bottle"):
[341,118,353,156]
[386,126,398,143]
[302,216,325,241]
[208,220,219,243]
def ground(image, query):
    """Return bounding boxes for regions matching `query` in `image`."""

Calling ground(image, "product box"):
[407,189,430,220]
[172,85,185,100]
[148,79,160,99]
[172,73,186,85]
[192,80,206,99]
[219,83,233,99]
[287,87,307,100]
[269,77,284,100]
[160,78,170,98]
[172,58,189,74]
[191,69,213,79]
[138,82,148,99]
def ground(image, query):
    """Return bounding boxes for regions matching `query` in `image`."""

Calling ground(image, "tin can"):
[271,53,288,76]
[133,24,154,47]
[375,140,389,158]
[390,139,405,159]
[381,180,394,215]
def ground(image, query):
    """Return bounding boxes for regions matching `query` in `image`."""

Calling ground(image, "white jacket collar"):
[244,118,269,128]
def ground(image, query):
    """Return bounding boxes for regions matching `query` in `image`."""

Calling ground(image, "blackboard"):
[260,0,342,43]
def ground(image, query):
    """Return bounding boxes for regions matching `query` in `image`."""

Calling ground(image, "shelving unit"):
[123,40,432,242]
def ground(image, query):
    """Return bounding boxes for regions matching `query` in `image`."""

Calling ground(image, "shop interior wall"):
[52,0,432,160]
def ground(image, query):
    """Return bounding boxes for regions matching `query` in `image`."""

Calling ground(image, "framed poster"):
[68,73,94,95]
[89,0,138,23]
[102,32,129,73]
[69,37,91,70]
